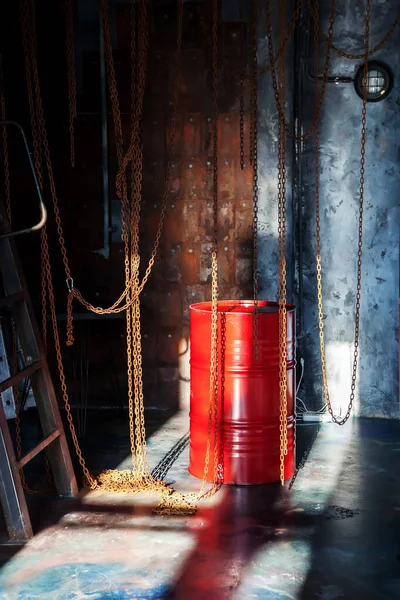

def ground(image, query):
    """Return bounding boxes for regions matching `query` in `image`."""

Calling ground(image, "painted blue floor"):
[0,414,399,599]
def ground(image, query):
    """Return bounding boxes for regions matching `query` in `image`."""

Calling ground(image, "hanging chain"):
[68,0,181,319]
[241,0,304,82]
[266,0,288,486]
[318,6,398,60]
[250,0,259,361]
[21,1,73,284]
[239,0,245,171]
[200,0,221,497]
[249,0,256,167]
[270,0,336,144]
[65,0,77,168]
[278,0,288,486]
[210,0,222,492]
[315,0,370,426]
[128,0,149,477]
[22,0,200,513]
[21,0,96,487]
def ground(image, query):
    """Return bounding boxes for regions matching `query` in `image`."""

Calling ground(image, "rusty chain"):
[70,0,394,319]
[273,0,336,143]
[22,0,73,285]
[68,0,178,319]
[21,0,96,487]
[129,0,148,477]
[199,0,222,500]
[19,2,47,348]
[249,0,256,167]
[65,0,77,168]
[241,0,304,82]
[278,0,288,486]
[22,0,202,514]
[289,1,372,487]
[239,0,245,171]
[315,2,398,61]
[265,0,288,486]
[250,0,259,361]
[315,0,370,426]
[2,43,52,492]
[210,0,222,495]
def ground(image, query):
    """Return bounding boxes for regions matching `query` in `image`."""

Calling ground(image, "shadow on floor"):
[298,418,400,600]
[2,419,398,600]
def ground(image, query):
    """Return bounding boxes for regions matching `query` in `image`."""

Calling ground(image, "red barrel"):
[189,300,296,484]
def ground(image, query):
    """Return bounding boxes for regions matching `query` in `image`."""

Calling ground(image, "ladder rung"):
[0,361,42,394]
[0,291,25,310]
[17,429,60,469]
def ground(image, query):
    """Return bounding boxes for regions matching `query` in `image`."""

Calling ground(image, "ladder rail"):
[0,120,47,240]
[0,195,78,541]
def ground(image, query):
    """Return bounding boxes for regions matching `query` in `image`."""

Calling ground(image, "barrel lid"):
[190,300,295,314]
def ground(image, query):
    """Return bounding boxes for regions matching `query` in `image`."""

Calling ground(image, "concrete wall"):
[257,0,400,417]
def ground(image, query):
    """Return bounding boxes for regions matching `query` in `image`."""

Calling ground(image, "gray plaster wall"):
[257,0,399,418]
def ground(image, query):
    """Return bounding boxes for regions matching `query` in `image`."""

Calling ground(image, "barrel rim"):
[190,300,296,314]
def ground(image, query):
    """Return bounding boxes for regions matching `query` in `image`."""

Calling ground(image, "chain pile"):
[19,0,226,516]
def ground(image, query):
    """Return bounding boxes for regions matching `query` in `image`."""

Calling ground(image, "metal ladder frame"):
[0,121,78,541]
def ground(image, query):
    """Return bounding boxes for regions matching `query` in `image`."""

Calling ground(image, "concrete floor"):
[0,413,399,599]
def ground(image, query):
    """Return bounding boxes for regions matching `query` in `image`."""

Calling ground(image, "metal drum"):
[189,300,296,484]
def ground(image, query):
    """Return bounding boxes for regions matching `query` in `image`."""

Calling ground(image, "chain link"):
[68,0,181,319]
[239,0,245,171]
[270,0,336,144]
[315,0,370,426]
[65,0,77,168]
[266,0,288,486]
[21,0,202,515]
[199,0,222,499]
[250,0,259,361]
[318,5,398,60]
[21,0,95,487]
[278,0,288,486]
[241,0,304,82]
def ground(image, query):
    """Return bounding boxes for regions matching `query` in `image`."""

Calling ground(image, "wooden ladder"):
[0,121,78,542]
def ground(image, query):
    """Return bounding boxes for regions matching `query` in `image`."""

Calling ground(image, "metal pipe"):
[0,120,47,239]
[304,14,354,84]
[94,5,110,259]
